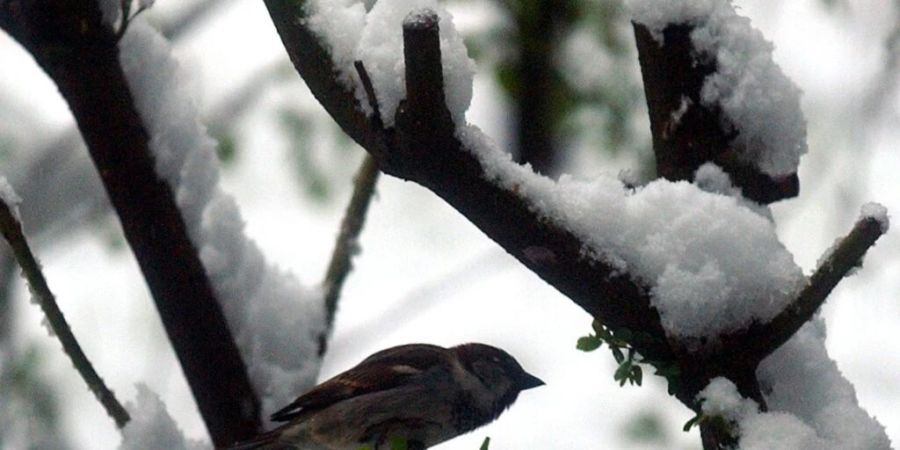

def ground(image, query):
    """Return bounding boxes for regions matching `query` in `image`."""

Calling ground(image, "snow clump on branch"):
[305,0,475,127]
[627,0,807,177]
[117,19,326,417]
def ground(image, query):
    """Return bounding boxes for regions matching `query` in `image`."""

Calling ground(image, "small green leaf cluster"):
[577,320,681,390]
[577,320,642,386]
[479,436,491,450]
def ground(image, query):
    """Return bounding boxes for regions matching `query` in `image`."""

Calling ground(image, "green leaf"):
[389,436,408,450]
[612,347,625,364]
[632,365,643,386]
[591,319,605,334]
[479,437,491,450]
[576,335,602,351]
[614,362,630,384]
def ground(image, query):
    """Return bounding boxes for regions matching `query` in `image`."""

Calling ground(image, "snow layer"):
[697,318,891,449]
[305,0,475,127]
[757,318,892,449]
[459,126,804,343]
[119,385,207,450]
[117,20,325,415]
[627,0,807,177]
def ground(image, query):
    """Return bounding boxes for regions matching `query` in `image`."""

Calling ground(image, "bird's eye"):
[492,356,501,363]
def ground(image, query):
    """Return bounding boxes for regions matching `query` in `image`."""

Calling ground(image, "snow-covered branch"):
[631,11,802,203]
[263,0,674,362]
[265,1,892,448]
[0,1,260,445]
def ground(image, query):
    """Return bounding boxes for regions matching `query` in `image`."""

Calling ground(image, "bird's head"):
[453,343,544,414]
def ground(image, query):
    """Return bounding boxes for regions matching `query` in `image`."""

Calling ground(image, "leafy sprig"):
[577,320,680,389]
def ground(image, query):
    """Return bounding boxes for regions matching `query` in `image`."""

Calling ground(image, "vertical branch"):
[0,1,260,445]
[505,0,572,175]
[632,23,798,203]
[0,194,130,428]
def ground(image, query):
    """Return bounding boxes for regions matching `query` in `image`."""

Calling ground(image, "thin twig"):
[705,209,889,375]
[759,213,887,359]
[322,155,380,330]
[354,60,383,129]
[0,194,130,428]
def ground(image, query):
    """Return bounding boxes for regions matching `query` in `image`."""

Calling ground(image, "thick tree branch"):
[263,4,673,364]
[0,1,259,444]
[633,23,799,204]
[0,195,130,428]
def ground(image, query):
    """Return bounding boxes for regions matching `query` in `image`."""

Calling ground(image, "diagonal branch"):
[0,1,259,445]
[321,154,380,334]
[723,210,888,367]
[262,3,673,364]
[0,191,130,428]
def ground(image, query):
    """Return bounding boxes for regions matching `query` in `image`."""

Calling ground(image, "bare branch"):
[322,154,380,333]
[0,195,130,428]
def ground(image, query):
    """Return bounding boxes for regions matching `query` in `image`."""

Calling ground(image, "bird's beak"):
[518,372,545,390]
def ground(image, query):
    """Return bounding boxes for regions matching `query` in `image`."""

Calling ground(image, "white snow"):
[756,317,892,450]
[118,385,208,450]
[0,175,22,221]
[305,0,475,127]
[627,0,807,177]
[459,126,804,344]
[697,318,892,449]
[698,376,758,421]
[296,0,817,344]
[860,202,889,233]
[694,162,739,196]
[117,20,326,416]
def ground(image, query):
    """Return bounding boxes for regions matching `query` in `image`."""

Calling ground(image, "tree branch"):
[262,3,673,364]
[321,154,380,336]
[633,23,799,204]
[714,212,888,369]
[0,1,259,445]
[0,193,130,428]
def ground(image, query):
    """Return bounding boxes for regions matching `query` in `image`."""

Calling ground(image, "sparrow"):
[227,343,544,450]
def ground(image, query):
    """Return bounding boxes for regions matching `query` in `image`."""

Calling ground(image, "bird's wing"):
[270,344,449,422]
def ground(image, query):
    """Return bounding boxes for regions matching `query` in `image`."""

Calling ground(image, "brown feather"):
[270,344,452,422]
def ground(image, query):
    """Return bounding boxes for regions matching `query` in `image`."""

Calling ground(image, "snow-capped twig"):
[0,189,130,428]
[757,208,888,360]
